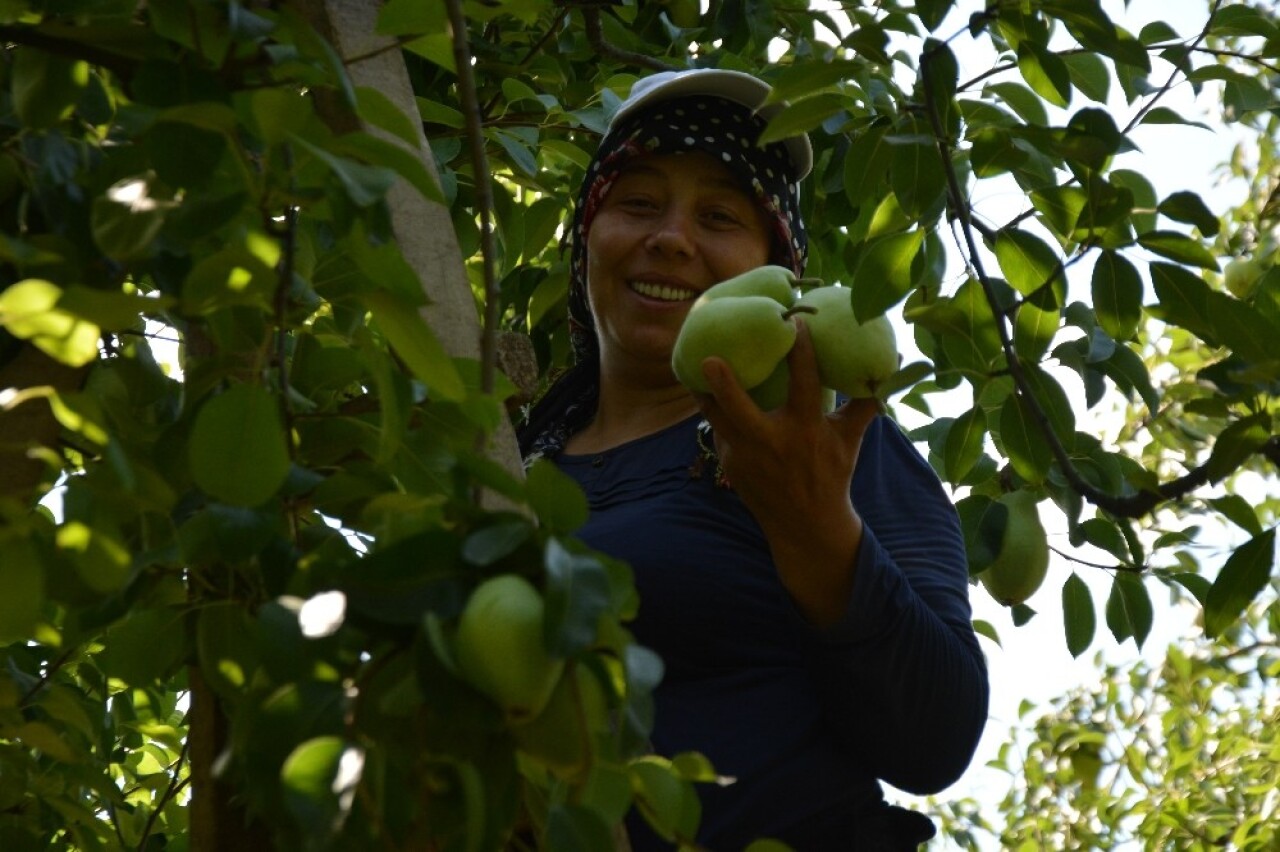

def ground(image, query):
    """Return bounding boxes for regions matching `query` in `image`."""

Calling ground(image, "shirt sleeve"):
[797,415,990,795]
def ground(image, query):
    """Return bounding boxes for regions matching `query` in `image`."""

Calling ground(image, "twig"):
[583,8,679,72]
[443,0,500,399]
[135,738,193,851]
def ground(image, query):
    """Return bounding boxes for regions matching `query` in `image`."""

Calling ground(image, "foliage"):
[932,596,1280,850]
[0,0,1277,849]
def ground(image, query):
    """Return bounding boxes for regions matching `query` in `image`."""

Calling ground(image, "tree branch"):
[583,8,679,72]
[444,0,500,400]
[918,41,1278,521]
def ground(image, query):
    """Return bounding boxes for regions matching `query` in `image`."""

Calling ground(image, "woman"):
[519,68,989,850]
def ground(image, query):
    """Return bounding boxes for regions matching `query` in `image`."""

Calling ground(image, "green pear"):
[1223,256,1265,299]
[672,295,796,394]
[979,490,1050,606]
[795,286,899,399]
[748,359,790,411]
[746,359,836,412]
[512,663,611,780]
[699,264,798,307]
[454,574,564,723]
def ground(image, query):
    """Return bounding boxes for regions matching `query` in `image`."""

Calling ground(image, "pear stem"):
[782,305,818,320]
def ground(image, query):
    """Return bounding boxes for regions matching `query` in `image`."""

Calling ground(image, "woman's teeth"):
[630,281,695,302]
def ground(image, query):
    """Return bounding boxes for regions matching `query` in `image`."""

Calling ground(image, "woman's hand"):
[696,318,881,627]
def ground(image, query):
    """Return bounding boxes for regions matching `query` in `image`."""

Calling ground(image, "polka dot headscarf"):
[519,93,810,460]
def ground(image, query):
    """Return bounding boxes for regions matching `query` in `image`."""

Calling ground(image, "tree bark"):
[296,0,528,493]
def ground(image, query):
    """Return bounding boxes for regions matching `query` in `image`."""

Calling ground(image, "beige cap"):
[608,68,814,180]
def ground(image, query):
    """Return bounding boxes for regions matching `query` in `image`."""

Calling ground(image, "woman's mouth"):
[629,280,698,302]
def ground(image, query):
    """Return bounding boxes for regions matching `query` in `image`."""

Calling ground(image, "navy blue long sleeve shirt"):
[554,414,989,849]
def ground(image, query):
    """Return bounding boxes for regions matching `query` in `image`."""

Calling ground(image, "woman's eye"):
[704,208,743,225]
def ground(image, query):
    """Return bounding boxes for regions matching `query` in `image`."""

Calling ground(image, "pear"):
[979,490,1050,606]
[746,359,836,412]
[672,295,796,394]
[748,359,790,411]
[454,574,564,723]
[699,264,798,307]
[796,286,899,399]
[1223,256,1265,299]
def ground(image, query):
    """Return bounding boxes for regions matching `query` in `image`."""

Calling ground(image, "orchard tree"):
[0,0,1277,850]
[928,598,1280,851]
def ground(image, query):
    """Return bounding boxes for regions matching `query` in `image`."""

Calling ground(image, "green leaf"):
[850,229,925,322]
[10,47,89,129]
[1017,42,1072,109]
[842,122,892,205]
[249,89,312,147]
[356,85,422,148]
[999,393,1053,483]
[1157,190,1221,236]
[1138,231,1219,270]
[985,81,1049,126]
[971,618,1001,647]
[544,805,618,852]
[1063,51,1111,102]
[943,405,987,483]
[293,135,397,207]
[0,279,100,367]
[1149,261,1214,338]
[543,538,612,657]
[1203,530,1276,638]
[1105,571,1153,647]
[759,93,849,145]
[992,228,1062,299]
[916,0,952,31]
[188,383,292,507]
[1206,290,1280,365]
[1014,300,1060,362]
[0,534,44,643]
[526,459,588,534]
[363,289,466,401]
[1137,106,1213,130]
[888,116,947,219]
[1091,250,1143,341]
[1062,573,1095,658]
[461,518,533,567]
[196,601,261,700]
[1208,495,1264,537]
[91,175,173,262]
[1206,413,1271,484]
[333,130,445,206]
[628,756,701,842]
[969,126,1028,178]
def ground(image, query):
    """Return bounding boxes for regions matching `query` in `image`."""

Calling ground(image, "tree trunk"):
[296,0,527,492]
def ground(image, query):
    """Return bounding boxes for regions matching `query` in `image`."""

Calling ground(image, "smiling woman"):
[517,68,990,850]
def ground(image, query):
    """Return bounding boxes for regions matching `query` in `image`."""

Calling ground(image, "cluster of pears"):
[977,489,1050,606]
[452,574,611,780]
[671,265,900,408]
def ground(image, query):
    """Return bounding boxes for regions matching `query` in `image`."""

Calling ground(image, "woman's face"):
[585,150,773,382]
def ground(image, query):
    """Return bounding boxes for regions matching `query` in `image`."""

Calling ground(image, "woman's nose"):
[644,209,696,257]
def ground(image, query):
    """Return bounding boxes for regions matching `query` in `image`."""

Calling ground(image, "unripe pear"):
[746,359,836,412]
[454,574,564,723]
[1223,257,1265,299]
[795,286,899,399]
[979,490,1050,606]
[699,264,798,307]
[672,295,796,393]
